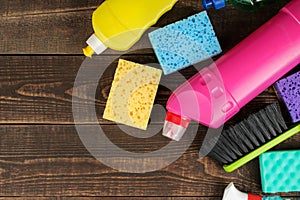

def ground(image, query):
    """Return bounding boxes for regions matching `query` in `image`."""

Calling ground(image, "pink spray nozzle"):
[162,111,190,141]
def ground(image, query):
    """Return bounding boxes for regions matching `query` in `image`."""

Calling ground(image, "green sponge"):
[259,150,300,193]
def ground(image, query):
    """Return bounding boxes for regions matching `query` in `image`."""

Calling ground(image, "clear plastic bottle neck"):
[162,112,190,141]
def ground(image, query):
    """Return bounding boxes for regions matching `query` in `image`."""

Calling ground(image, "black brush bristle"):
[208,102,288,164]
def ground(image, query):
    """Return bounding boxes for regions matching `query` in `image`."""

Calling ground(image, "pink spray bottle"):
[163,0,300,141]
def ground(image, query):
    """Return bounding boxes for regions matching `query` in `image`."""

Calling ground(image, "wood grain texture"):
[62,198,220,200]
[0,198,221,200]
[64,198,219,200]
[0,125,298,197]
[0,0,289,54]
[0,0,100,16]
[0,124,284,197]
[0,0,299,198]
[0,55,278,124]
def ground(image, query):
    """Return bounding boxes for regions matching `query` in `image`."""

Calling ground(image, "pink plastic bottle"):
[163,0,300,141]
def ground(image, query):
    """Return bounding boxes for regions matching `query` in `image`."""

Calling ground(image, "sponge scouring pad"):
[103,59,162,130]
[259,150,300,193]
[149,11,222,75]
[274,71,300,123]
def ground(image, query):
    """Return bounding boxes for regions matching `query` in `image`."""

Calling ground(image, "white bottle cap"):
[222,183,248,200]
[86,34,107,55]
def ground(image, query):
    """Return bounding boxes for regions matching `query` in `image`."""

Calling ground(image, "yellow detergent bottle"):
[83,0,179,57]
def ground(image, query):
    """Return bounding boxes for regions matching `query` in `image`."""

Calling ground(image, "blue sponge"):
[259,150,300,193]
[149,11,222,75]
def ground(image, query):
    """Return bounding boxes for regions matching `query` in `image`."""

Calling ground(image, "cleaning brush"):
[205,102,300,172]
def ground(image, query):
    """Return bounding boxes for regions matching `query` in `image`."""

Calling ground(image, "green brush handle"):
[223,124,300,172]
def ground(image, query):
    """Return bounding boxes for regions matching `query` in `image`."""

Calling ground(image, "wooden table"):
[1,0,299,199]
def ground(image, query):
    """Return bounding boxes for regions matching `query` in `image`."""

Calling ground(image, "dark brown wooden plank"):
[0,0,210,17]
[0,124,299,197]
[61,198,222,200]
[0,198,55,200]
[0,10,92,54]
[0,1,289,54]
[0,198,220,200]
[1,124,295,197]
[0,0,198,16]
[0,0,100,17]
[2,198,299,200]
[0,55,278,124]
[0,0,298,199]
[2,198,224,199]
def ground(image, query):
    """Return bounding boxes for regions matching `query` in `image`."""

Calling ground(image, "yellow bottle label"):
[92,0,178,51]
